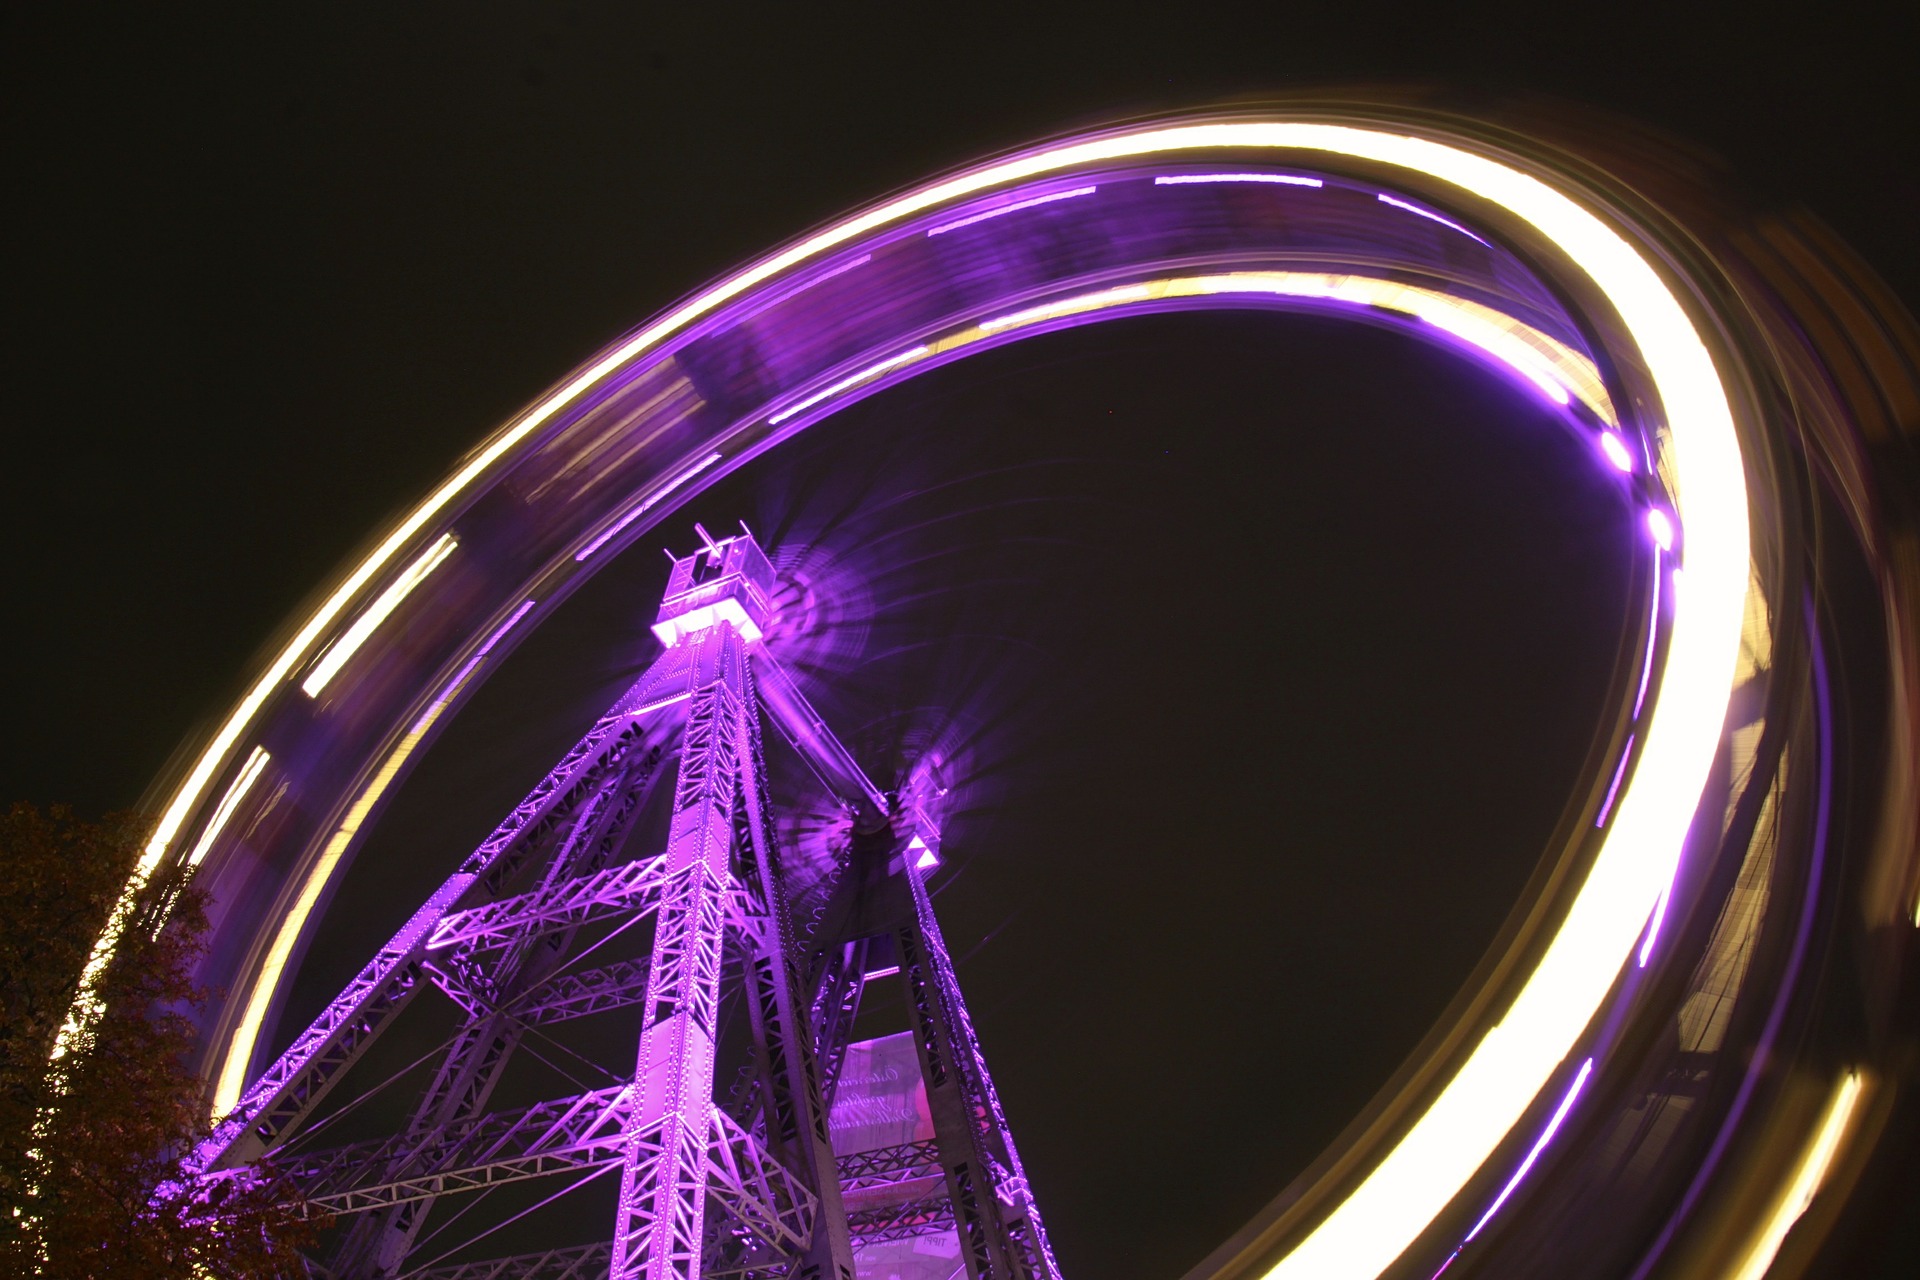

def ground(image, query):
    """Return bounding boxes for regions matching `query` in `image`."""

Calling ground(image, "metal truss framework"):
[194,529,1059,1280]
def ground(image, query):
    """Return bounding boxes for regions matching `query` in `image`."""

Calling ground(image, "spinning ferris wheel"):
[61,100,1920,1280]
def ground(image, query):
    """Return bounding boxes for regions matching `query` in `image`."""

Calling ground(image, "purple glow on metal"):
[1647,507,1675,551]
[1600,431,1635,472]
[766,346,930,426]
[1376,193,1493,246]
[1463,1057,1595,1243]
[1595,736,1635,828]
[1154,172,1323,187]
[411,599,538,732]
[1634,551,1663,719]
[861,964,901,982]
[914,849,940,870]
[923,185,1098,237]
[574,452,723,561]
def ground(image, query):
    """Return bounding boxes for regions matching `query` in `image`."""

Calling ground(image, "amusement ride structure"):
[53,97,1920,1279]
[189,526,1056,1280]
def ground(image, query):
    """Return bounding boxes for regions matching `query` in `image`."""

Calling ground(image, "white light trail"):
[102,127,1751,1278]
[1155,172,1323,187]
[186,746,271,867]
[972,273,1603,419]
[1729,1071,1863,1280]
[301,533,459,698]
[767,347,929,425]
[923,185,1097,236]
[210,702,451,1117]
[1378,192,1492,245]
[1464,1058,1594,1242]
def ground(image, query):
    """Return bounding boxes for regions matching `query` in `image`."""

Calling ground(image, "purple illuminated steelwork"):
[197,526,1054,1280]
[902,854,1060,1280]
[189,686,660,1175]
[610,616,754,1280]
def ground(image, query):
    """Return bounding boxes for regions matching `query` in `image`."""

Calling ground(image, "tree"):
[0,802,320,1278]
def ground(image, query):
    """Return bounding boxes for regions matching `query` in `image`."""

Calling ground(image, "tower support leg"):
[611,624,746,1280]
[736,662,857,1280]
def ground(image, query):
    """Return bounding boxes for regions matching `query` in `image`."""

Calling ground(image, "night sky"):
[6,6,1918,1278]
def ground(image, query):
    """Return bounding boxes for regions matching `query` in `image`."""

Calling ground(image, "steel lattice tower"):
[187,527,1058,1280]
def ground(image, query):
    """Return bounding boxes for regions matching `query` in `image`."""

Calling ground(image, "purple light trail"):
[1634,550,1663,719]
[574,452,723,561]
[767,348,929,426]
[1154,172,1323,187]
[1377,193,1493,246]
[1595,736,1635,828]
[412,599,538,732]
[924,186,1097,236]
[1433,1056,1594,1275]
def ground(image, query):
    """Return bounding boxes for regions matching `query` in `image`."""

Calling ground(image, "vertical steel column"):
[610,622,747,1280]
[735,661,858,1280]
[901,860,1059,1280]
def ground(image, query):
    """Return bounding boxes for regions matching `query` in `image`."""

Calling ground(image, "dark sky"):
[6,5,1918,814]
[6,6,1918,1278]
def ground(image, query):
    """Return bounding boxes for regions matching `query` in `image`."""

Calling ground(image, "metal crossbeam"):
[429,955,655,1027]
[429,855,670,953]
[334,749,670,1276]
[191,710,653,1174]
[837,1139,945,1194]
[404,1242,611,1280]
[707,1108,818,1254]
[278,1087,814,1253]
[847,1187,958,1247]
[281,1085,636,1215]
[200,527,1058,1279]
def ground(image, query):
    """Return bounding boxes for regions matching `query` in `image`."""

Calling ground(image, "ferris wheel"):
[67,100,1920,1279]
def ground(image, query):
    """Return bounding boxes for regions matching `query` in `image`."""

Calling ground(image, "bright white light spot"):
[1648,508,1676,551]
[1601,431,1635,472]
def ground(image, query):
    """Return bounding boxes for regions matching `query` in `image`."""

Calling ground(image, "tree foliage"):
[0,802,320,1277]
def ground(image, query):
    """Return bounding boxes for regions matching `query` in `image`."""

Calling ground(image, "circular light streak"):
[76,117,1753,1279]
